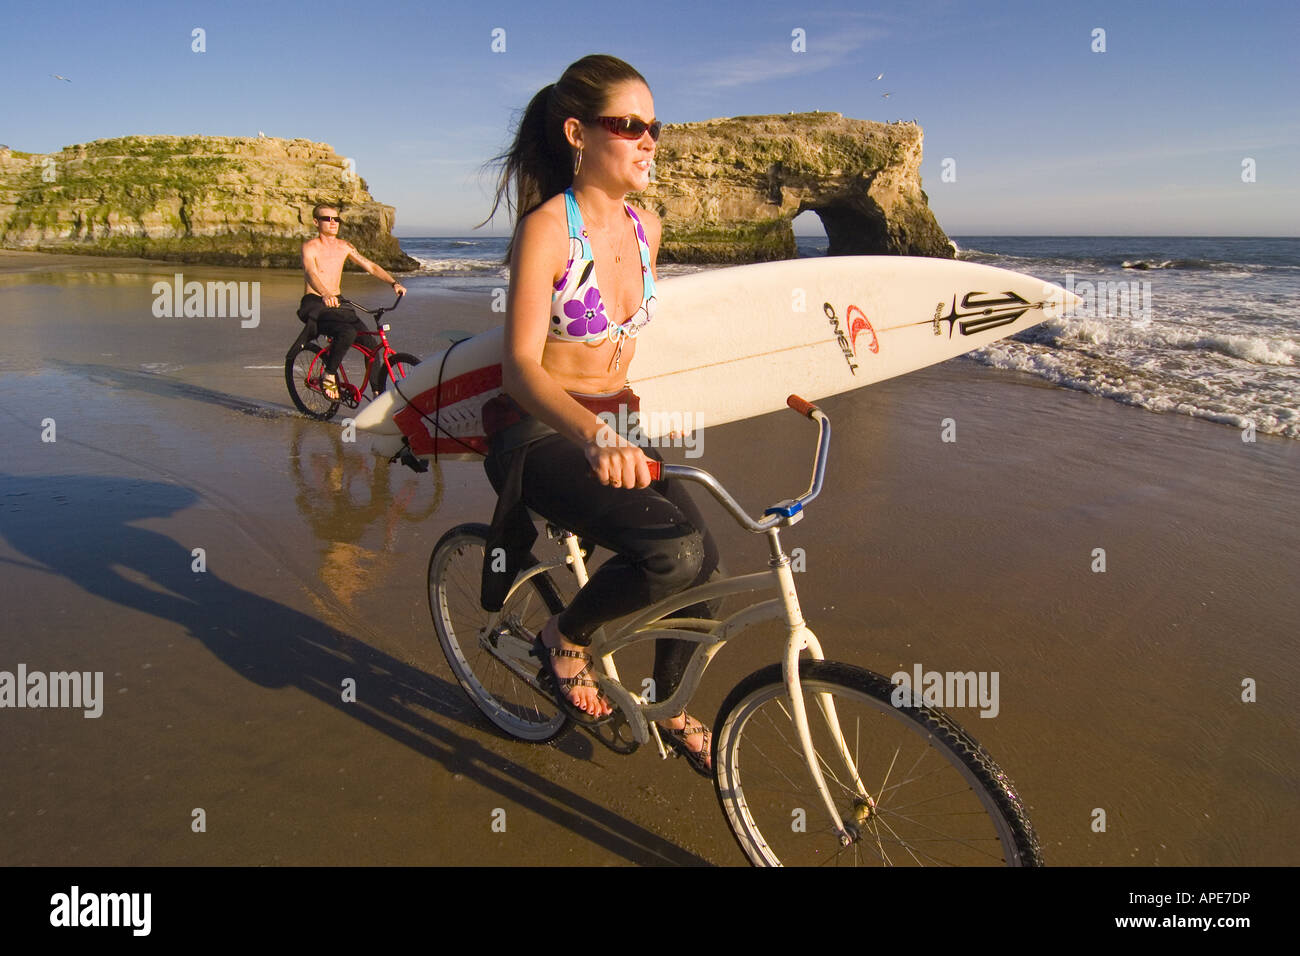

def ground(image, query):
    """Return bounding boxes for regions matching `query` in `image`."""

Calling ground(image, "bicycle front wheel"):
[429,523,572,742]
[713,660,1042,867]
[373,351,421,396]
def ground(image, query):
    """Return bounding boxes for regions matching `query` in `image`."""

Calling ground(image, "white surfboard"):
[355,256,1080,460]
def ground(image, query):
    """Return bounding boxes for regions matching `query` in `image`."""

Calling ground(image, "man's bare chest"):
[312,242,350,273]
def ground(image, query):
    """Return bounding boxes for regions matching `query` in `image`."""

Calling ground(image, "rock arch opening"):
[799,201,891,257]
[791,210,827,256]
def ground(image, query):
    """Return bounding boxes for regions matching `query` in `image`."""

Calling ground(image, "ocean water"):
[953,237,1300,440]
[397,236,509,291]
[397,235,711,289]
[397,235,1300,440]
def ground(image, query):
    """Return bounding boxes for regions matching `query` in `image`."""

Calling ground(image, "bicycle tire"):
[286,341,341,420]
[429,523,573,742]
[713,660,1042,867]
[373,351,421,396]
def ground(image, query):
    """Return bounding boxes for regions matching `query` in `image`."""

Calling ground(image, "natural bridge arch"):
[644,112,953,263]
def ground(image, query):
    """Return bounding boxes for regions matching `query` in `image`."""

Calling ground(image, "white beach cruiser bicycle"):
[427,396,1042,866]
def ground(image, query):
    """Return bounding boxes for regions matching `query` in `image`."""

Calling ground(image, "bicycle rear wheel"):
[429,523,573,742]
[713,660,1042,867]
[286,342,340,420]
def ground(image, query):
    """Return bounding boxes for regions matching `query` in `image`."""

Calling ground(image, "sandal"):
[533,636,615,727]
[658,712,712,778]
[319,374,340,401]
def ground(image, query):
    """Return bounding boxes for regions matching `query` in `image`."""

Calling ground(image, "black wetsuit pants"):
[484,434,721,700]
[297,294,374,374]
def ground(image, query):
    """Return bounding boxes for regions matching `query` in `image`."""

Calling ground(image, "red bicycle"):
[285,294,421,421]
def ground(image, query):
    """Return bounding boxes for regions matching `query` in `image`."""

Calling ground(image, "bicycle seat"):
[531,510,590,552]
[287,318,321,358]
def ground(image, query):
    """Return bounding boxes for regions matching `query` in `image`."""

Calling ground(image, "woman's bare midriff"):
[540,334,640,394]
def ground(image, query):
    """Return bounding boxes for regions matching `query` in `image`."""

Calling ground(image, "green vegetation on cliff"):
[658,219,796,264]
[0,135,415,270]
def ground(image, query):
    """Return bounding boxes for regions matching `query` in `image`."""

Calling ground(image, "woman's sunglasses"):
[593,115,662,142]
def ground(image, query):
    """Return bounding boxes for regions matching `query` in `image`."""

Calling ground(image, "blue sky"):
[3,0,1297,235]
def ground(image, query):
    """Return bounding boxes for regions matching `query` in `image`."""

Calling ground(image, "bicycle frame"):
[494,403,871,845]
[298,295,408,401]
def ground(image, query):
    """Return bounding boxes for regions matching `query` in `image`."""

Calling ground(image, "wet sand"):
[1,254,1296,865]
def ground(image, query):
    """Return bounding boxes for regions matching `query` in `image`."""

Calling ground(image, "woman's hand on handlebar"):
[584,427,654,489]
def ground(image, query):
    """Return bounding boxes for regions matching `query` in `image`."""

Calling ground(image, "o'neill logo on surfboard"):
[823,302,879,376]
[932,291,1041,338]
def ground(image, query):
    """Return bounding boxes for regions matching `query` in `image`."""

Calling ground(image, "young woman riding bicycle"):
[483,54,718,773]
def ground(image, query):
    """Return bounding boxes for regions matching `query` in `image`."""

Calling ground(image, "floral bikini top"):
[550,188,655,368]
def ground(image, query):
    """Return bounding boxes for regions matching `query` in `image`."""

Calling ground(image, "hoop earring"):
[573,149,582,175]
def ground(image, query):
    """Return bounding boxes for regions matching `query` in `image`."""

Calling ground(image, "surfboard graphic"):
[354,256,1081,460]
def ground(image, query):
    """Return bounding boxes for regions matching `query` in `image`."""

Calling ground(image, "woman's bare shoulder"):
[512,194,571,283]
[518,193,569,243]
[509,195,566,267]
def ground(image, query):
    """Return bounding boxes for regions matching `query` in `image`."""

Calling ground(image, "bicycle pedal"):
[393,445,429,473]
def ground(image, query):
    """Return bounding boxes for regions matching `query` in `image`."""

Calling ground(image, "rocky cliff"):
[1,116,950,268]
[643,112,952,262]
[0,136,416,270]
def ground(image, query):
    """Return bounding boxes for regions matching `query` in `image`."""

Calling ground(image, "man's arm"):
[346,244,407,296]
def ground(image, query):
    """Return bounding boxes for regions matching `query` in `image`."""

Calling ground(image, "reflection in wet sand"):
[288,421,444,609]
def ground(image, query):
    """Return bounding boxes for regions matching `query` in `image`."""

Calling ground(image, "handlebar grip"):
[787,394,819,418]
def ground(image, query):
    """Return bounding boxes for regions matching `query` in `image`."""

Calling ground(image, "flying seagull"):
[881,92,892,99]
[874,73,884,81]
[51,74,72,82]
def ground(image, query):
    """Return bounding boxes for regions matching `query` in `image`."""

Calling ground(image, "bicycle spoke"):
[738,736,818,801]
[870,815,1005,866]
[754,699,862,802]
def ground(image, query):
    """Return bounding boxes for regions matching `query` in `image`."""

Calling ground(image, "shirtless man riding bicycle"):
[299,202,407,400]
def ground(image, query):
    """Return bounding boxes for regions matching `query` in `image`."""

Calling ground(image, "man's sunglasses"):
[593,115,662,142]
[316,215,341,222]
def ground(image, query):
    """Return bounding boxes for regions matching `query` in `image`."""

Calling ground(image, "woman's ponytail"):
[480,55,649,259]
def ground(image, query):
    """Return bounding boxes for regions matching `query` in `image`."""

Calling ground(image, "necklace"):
[576,195,630,263]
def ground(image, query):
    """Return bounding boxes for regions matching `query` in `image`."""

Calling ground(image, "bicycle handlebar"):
[340,292,404,316]
[643,394,829,532]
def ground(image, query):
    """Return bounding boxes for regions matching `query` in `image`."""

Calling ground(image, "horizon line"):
[392,232,1300,239]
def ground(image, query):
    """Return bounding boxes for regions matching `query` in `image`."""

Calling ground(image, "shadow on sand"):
[0,470,710,865]
[50,360,291,419]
